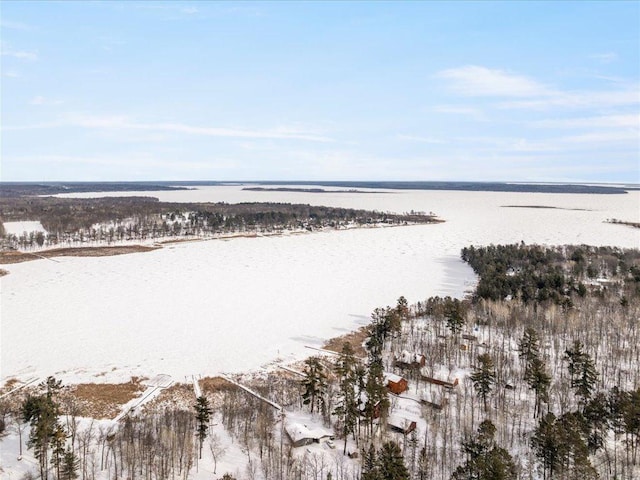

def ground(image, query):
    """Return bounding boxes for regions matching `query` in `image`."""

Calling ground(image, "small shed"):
[387,415,417,435]
[384,373,408,395]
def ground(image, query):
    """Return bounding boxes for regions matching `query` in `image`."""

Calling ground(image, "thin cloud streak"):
[3,114,334,142]
[0,46,38,61]
[436,65,553,97]
[532,114,640,129]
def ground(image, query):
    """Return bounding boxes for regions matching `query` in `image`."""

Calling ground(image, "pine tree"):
[444,297,465,338]
[453,420,517,480]
[333,342,359,455]
[363,358,388,437]
[470,354,496,411]
[532,411,597,480]
[194,395,212,460]
[565,341,598,406]
[361,443,381,480]
[531,413,559,480]
[524,357,551,418]
[583,392,610,454]
[518,327,540,367]
[396,296,410,320]
[50,423,67,480]
[60,448,79,480]
[378,441,410,480]
[22,377,64,480]
[301,357,328,415]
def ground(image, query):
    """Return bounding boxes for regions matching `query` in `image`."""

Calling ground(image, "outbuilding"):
[387,414,417,435]
[384,373,408,395]
[285,422,333,448]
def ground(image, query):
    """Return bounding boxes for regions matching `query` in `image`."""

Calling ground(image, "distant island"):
[607,218,640,229]
[189,181,631,194]
[502,205,593,211]
[0,181,632,197]
[242,187,388,194]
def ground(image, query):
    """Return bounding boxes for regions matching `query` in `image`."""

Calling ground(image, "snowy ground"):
[1,186,638,479]
[2,221,47,236]
[2,187,638,385]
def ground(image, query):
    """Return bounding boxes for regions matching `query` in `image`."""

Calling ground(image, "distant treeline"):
[0,180,632,196]
[0,196,439,249]
[236,181,630,194]
[0,182,187,197]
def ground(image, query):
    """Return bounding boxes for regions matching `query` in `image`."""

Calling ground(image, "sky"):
[1,1,639,183]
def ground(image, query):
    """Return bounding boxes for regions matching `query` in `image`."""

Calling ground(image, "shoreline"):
[0,220,443,266]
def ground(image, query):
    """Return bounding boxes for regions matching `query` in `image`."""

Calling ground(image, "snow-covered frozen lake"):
[2,186,638,384]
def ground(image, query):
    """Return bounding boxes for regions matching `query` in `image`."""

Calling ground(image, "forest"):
[1,243,639,480]
[0,194,438,250]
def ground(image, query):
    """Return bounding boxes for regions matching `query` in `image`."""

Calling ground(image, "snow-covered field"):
[1,220,47,236]
[2,187,638,385]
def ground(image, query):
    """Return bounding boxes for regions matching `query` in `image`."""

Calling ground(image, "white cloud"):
[437,65,639,112]
[561,130,640,144]
[29,96,64,106]
[0,46,38,61]
[433,105,480,115]
[436,65,552,97]
[181,7,199,14]
[5,113,334,142]
[590,52,618,64]
[501,88,640,110]
[532,114,640,129]
[396,134,445,144]
[0,20,33,31]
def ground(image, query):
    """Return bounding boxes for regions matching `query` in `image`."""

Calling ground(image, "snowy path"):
[221,375,282,412]
[113,374,173,422]
[0,377,39,399]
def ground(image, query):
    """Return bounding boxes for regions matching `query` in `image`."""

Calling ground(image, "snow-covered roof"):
[285,422,333,442]
[387,414,416,429]
[398,350,423,364]
[384,373,405,384]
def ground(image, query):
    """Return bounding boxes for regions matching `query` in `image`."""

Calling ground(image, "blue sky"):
[1,1,638,182]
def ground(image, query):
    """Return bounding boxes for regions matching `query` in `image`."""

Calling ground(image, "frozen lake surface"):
[2,187,638,384]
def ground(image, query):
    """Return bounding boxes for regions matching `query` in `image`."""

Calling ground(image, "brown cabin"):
[385,373,409,395]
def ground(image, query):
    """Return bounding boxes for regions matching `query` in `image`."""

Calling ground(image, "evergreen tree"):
[194,395,212,460]
[452,420,517,480]
[377,441,410,480]
[60,449,79,480]
[396,295,409,320]
[583,392,610,454]
[524,356,551,418]
[363,358,388,437]
[531,413,559,480]
[22,377,64,480]
[50,423,67,480]
[361,443,381,480]
[532,411,598,480]
[518,327,540,367]
[444,297,465,337]
[565,341,599,406]
[333,342,359,455]
[470,354,496,411]
[301,357,328,415]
